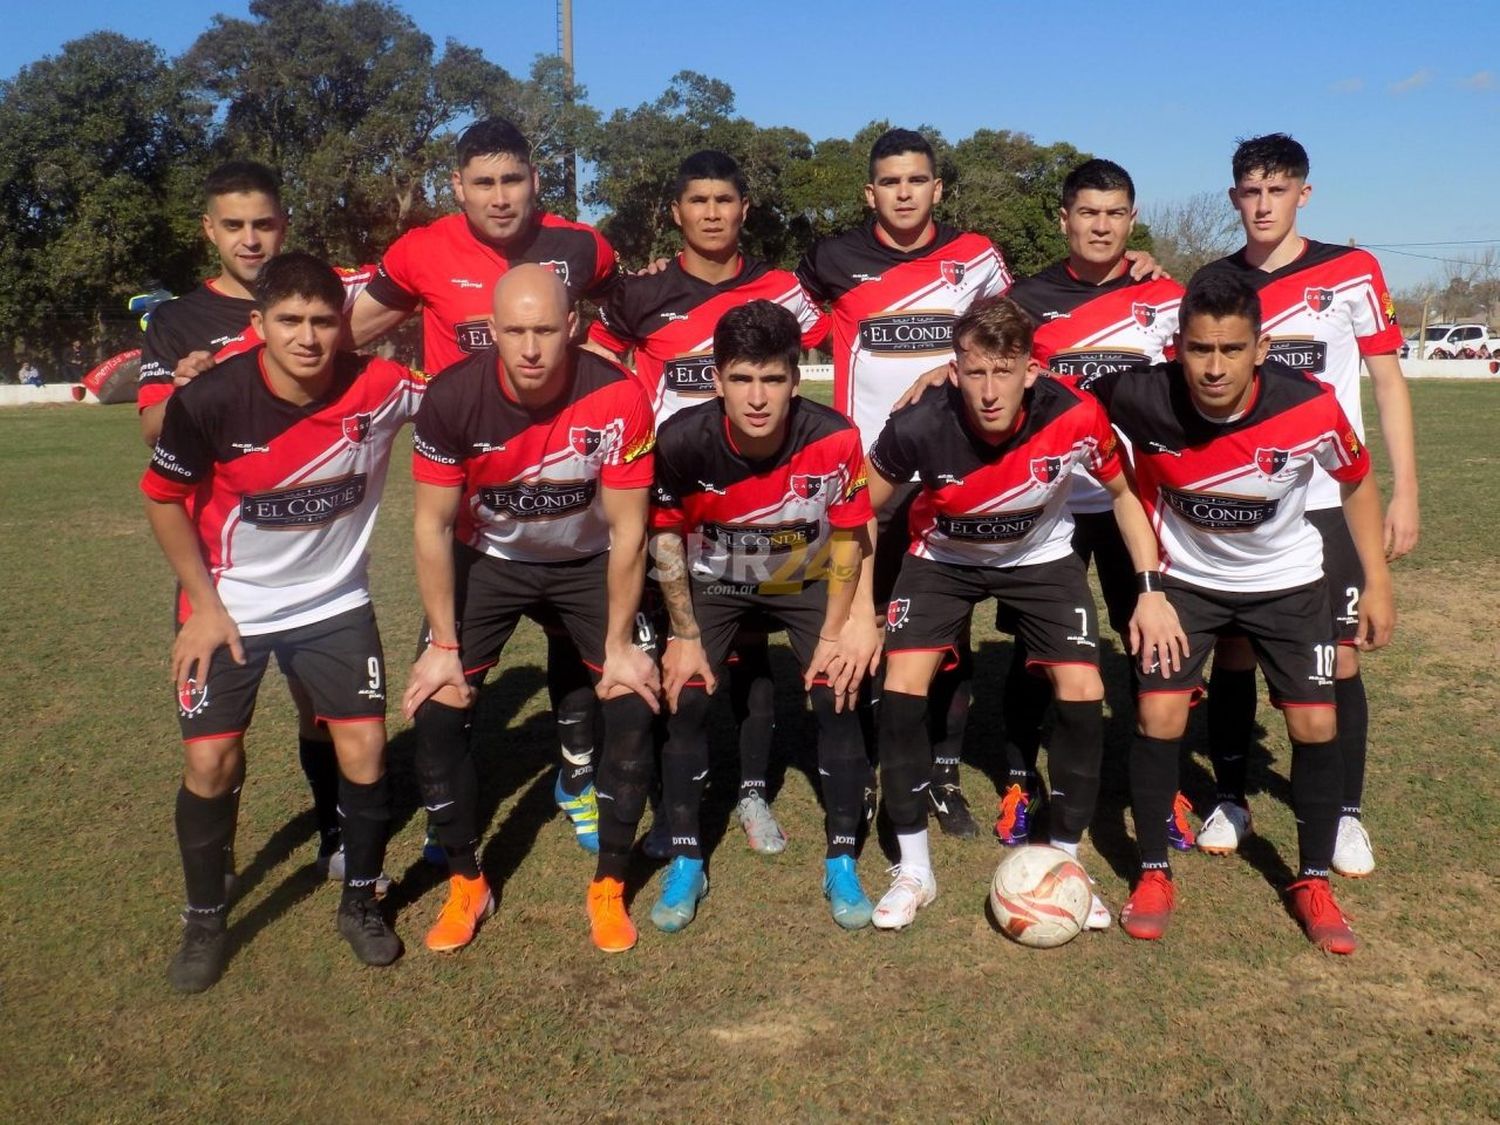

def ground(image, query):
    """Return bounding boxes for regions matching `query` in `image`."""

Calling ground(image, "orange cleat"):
[424,873,495,953]
[1120,869,1176,941]
[1286,877,1358,955]
[587,876,637,953]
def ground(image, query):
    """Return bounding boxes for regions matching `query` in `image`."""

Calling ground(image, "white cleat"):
[735,793,788,855]
[871,864,937,930]
[1332,815,1376,878]
[1085,892,1112,931]
[1196,801,1253,856]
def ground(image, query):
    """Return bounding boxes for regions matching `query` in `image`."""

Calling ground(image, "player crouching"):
[650,302,877,932]
[143,253,426,992]
[1082,272,1395,953]
[863,295,1184,931]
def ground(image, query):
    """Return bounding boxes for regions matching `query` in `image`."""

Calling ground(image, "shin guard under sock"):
[176,786,235,914]
[337,773,391,899]
[1206,667,1257,804]
[1129,735,1180,868]
[1334,673,1369,817]
[1291,737,1341,878]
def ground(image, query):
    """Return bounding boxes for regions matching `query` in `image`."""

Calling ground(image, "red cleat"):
[1120,870,1176,941]
[1286,877,1358,955]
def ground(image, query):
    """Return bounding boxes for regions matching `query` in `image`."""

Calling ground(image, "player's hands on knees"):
[1383,494,1420,560]
[598,644,662,711]
[1123,249,1168,282]
[172,350,216,387]
[805,635,852,709]
[171,605,245,690]
[662,637,715,713]
[1129,592,1189,676]
[825,613,882,708]
[1355,578,1396,651]
[891,363,955,412]
[402,645,474,719]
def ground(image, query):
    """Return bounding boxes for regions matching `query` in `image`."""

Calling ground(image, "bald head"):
[490,263,577,406]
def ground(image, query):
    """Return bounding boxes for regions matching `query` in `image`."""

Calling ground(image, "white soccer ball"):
[989,844,1092,948]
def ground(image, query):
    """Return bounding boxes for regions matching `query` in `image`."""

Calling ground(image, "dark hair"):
[1232,133,1309,182]
[456,117,532,169]
[672,150,747,201]
[1061,158,1136,209]
[713,301,802,374]
[868,128,936,181]
[1179,270,1262,337]
[203,161,281,208]
[254,251,344,314]
[952,295,1035,358]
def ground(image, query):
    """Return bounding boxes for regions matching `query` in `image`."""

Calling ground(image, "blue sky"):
[6,0,1498,291]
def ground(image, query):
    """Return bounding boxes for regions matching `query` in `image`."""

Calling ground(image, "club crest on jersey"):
[178,678,209,718]
[1031,456,1064,485]
[539,260,571,286]
[886,598,911,630]
[1304,287,1335,314]
[1132,302,1158,328]
[940,261,966,287]
[570,426,605,458]
[1255,447,1290,477]
[789,473,826,500]
[1382,290,1398,325]
[342,412,373,444]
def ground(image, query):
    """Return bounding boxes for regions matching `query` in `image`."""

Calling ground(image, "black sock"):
[1002,641,1048,780]
[730,641,775,801]
[661,689,712,859]
[877,690,931,834]
[299,735,341,847]
[1047,700,1105,845]
[1129,735,1180,869]
[555,687,597,797]
[224,775,243,872]
[1291,737,1341,878]
[595,694,655,881]
[1207,667,1257,804]
[337,773,391,902]
[1335,674,1368,817]
[414,700,480,879]
[928,644,972,781]
[810,686,865,858]
[176,785,235,914]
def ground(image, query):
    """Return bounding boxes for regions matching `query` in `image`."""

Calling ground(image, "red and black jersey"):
[137,267,378,412]
[796,221,1012,450]
[1011,262,1185,515]
[1196,241,1400,510]
[652,398,871,588]
[412,348,654,563]
[366,212,619,373]
[1080,361,1370,592]
[141,349,426,634]
[867,378,1121,568]
[589,254,829,424]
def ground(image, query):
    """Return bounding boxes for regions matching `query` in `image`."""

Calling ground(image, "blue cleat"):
[649,856,708,932]
[823,855,873,930]
[554,772,600,854]
[422,826,447,868]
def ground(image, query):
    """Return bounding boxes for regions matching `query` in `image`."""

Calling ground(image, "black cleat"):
[337,896,402,966]
[168,916,228,994]
[928,781,978,838]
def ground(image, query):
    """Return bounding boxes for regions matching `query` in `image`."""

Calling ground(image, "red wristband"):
[428,639,460,652]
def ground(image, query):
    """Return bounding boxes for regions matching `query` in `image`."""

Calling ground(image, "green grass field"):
[1,381,1496,1122]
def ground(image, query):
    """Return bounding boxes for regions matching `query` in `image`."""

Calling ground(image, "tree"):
[1140,191,1239,281]
[0,32,209,364]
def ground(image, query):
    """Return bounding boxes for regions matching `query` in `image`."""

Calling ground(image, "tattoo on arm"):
[652,533,699,640]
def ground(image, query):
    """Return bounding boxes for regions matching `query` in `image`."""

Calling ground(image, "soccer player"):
[142,252,424,992]
[795,128,1014,837]
[862,295,1184,930]
[137,161,372,891]
[1193,135,1417,875]
[650,301,875,932]
[993,159,1193,849]
[401,265,659,955]
[1083,271,1395,952]
[589,149,831,855]
[349,116,624,856]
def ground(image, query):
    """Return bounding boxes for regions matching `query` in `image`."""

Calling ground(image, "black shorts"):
[1308,507,1364,645]
[995,511,1135,640]
[873,482,920,612]
[434,545,608,685]
[178,604,386,742]
[1139,578,1337,708]
[886,553,1099,672]
[690,579,829,678]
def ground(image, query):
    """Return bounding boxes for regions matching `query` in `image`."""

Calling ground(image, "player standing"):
[143,253,422,991]
[649,301,875,932]
[862,296,1184,930]
[589,150,830,855]
[1193,136,1417,876]
[401,266,659,955]
[349,117,624,855]
[1084,272,1395,952]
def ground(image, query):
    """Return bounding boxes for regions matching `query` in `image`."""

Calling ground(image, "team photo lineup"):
[138,117,1418,993]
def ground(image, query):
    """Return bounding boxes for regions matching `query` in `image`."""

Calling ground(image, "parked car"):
[1403,323,1495,359]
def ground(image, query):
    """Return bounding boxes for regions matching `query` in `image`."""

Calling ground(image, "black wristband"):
[1136,570,1163,594]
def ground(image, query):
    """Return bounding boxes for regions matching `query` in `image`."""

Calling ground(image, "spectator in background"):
[19,359,43,386]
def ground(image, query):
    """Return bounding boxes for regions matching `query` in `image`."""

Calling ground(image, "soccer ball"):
[989,845,1092,948]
